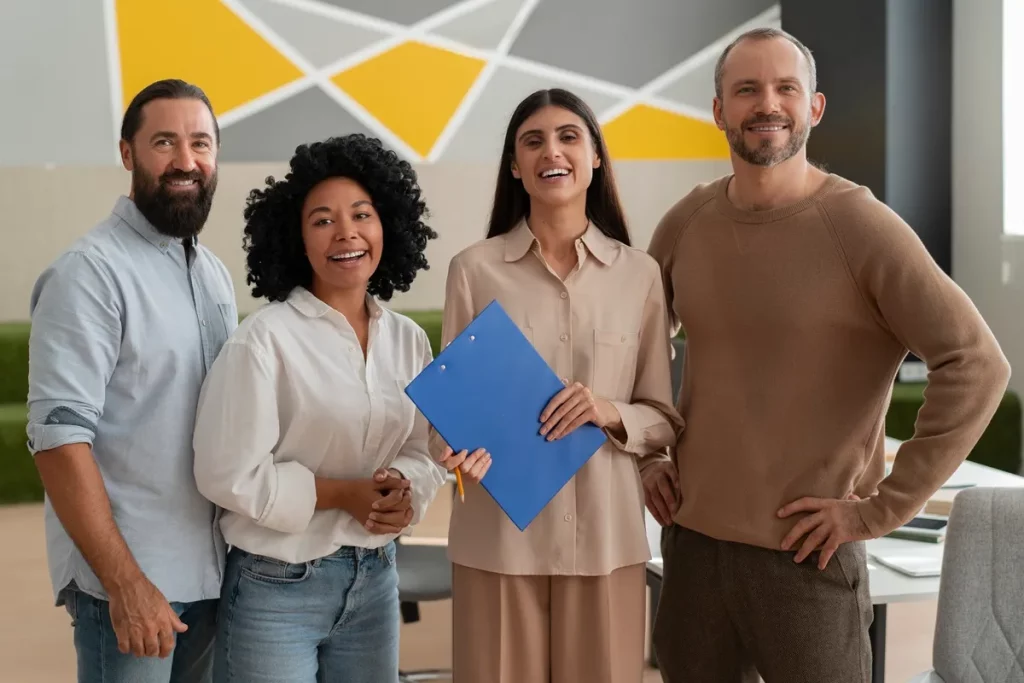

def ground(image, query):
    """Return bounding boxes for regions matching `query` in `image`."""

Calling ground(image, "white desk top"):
[646,442,1024,605]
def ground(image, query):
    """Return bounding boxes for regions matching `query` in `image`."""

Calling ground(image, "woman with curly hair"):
[432,89,684,682]
[191,134,446,681]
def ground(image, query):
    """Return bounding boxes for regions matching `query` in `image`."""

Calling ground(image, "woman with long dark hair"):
[432,89,684,681]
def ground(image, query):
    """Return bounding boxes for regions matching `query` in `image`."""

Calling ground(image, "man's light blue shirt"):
[26,195,237,605]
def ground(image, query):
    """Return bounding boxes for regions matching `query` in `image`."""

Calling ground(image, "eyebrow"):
[517,123,583,142]
[149,131,214,142]
[733,77,803,88]
[306,200,373,219]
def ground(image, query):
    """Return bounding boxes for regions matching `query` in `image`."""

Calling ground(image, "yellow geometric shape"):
[602,105,730,160]
[115,0,304,117]
[331,41,486,157]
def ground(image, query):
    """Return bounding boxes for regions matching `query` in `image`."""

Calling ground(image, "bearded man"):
[27,79,236,683]
[644,28,1009,683]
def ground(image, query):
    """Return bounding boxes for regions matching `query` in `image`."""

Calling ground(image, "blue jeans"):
[62,587,217,683]
[214,542,400,682]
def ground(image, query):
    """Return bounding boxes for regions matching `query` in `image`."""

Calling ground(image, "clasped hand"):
[438,382,619,485]
[342,468,414,534]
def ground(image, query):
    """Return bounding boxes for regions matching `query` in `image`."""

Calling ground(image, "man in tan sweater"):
[646,27,1011,682]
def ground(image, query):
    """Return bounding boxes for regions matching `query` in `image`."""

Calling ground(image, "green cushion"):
[399,309,444,357]
[886,382,1022,474]
[0,403,41,504]
[0,323,29,405]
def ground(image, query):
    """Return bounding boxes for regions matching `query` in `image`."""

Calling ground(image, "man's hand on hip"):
[777,494,872,569]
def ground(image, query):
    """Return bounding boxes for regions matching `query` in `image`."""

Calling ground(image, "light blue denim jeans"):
[214,542,400,683]
[61,586,217,683]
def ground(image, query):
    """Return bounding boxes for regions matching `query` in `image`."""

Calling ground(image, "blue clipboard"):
[404,300,606,531]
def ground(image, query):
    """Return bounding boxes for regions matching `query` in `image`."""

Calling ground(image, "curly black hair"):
[242,134,437,302]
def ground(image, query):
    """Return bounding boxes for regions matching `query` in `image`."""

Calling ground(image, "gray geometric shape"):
[219,85,378,162]
[656,59,717,113]
[238,0,389,68]
[439,66,620,163]
[656,10,779,111]
[0,0,116,165]
[433,0,525,50]
[317,0,462,25]
[509,0,779,88]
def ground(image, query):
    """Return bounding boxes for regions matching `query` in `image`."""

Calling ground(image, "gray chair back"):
[933,487,1024,682]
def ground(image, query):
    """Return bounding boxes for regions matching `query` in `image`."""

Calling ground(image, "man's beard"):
[131,161,217,240]
[726,112,810,167]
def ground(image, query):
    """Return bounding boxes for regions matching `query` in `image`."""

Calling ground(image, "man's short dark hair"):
[120,79,220,145]
[714,27,817,100]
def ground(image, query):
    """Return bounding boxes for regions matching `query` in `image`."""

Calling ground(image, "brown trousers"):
[451,562,647,683]
[653,524,873,683]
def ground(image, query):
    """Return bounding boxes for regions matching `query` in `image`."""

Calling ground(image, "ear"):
[712,97,725,131]
[119,140,134,171]
[593,153,601,169]
[809,92,826,127]
[511,161,521,179]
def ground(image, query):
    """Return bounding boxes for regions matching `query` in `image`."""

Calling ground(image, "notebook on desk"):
[868,552,943,578]
[404,300,606,531]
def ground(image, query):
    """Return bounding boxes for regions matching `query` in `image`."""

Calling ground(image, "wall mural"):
[109,0,779,163]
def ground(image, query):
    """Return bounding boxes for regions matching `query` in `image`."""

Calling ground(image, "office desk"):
[644,453,1024,683]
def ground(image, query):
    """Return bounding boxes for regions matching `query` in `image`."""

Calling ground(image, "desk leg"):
[648,577,661,668]
[869,604,886,683]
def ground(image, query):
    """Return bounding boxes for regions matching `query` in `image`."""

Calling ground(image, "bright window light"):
[1005,0,1023,235]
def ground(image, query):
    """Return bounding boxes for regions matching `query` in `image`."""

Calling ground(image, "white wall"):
[1004,0,1024,236]
[0,161,730,320]
[953,0,1024,466]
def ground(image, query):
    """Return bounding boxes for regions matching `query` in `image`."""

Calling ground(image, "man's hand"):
[339,469,413,534]
[778,495,872,569]
[539,382,621,441]
[641,460,680,526]
[107,575,187,658]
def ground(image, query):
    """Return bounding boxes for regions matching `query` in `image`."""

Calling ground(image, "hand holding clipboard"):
[404,300,606,531]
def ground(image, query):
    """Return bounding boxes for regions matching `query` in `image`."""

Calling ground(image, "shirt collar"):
[113,195,197,252]
[286,286,383,320]
[503,218,618,266]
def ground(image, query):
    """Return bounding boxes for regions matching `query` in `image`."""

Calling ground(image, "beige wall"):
[0,161,730,321]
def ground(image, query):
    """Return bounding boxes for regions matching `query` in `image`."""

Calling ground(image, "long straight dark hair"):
[485,88,631,246]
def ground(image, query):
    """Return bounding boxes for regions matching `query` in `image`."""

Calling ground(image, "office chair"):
[396,537,453,682]
[908,487,1024,682]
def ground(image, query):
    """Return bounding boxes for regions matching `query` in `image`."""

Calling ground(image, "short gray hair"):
[714,27,817,100]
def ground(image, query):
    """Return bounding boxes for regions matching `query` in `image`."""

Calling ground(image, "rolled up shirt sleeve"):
[26,251,122,455]
[193,339,316,535]
[391,328,446,526]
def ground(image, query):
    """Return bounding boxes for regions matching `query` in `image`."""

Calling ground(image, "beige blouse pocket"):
[592,329,639,401]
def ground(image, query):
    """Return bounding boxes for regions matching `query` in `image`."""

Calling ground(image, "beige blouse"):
[430,220,684,576]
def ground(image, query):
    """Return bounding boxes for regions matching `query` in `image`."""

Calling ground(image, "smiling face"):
[120,97,219,239]
[301,176,383,298]
[510,104,601,210]
[713,36,825,168]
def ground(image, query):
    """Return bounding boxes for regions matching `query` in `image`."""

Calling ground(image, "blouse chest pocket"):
[592,329,640,401]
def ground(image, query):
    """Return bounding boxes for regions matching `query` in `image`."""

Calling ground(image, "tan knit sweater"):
[647,173,1010,550]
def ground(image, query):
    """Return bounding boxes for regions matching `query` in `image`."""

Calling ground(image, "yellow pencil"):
[455,467,465,502]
